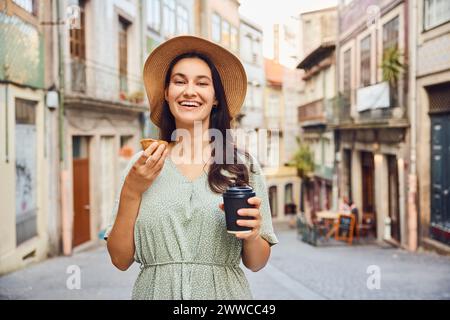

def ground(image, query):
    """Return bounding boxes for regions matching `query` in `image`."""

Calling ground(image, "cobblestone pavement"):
[1,224,450,300]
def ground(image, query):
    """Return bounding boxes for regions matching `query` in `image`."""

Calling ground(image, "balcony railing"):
[356,81,394,121]
[298,99,325,126]
[325,95,351,126]
[71,59,87,93]
[66,58,145,106]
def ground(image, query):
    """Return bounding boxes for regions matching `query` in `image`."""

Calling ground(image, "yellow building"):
[264,59,301,224]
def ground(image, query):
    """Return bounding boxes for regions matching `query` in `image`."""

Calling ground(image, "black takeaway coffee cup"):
[222,185,256,234]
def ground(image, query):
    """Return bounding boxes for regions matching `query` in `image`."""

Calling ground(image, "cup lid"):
[224,185,254,194]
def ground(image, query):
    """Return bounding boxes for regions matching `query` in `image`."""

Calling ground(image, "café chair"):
[355,212,376,240]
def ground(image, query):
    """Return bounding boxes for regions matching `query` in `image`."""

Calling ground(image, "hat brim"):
[143,35,247,128]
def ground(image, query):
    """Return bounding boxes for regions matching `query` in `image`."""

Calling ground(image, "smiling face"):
[164,57,218,127]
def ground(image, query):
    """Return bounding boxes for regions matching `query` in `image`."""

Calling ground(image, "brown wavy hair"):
[158,52,255,193]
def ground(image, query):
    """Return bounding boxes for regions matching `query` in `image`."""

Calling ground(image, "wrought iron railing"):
[66,58,145,105]
[325,95,351,125]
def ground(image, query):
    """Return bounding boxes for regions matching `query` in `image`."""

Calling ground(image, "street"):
[1,223,449,300]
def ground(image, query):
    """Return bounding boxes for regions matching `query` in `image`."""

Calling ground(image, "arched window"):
[284,183,293,204]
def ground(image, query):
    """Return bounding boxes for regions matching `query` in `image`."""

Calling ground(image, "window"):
[424,0,450,30]
[273,24,280,62]
[244,84,254,108]
[15,98,36,125]
[284,183,293,204]
[343,49,351,108]
[268,93,280,118]
[383,16,399,51]
[253,85,262,108]
[70,1,86,92]
[221,20,230,47]
[176,5,189,34]
[120,135,133,148]
[147,0,161,32]
[212,13,221,43]
[242,34,252,62]
[119,17,130,93]
[12,0,37,15]
[360,35,371,87]
[231,26,239,52]
[70,2,86,60]
[269,186,278,217]
[252,37,260,65]
[163,0,176,35]
[383,16,399,105]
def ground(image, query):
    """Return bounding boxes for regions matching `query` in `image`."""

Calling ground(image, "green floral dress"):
[105,151,278,300]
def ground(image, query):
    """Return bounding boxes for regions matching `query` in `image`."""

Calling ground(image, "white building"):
[238,15,265,132]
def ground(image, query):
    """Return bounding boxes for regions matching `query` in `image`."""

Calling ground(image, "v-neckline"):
[166,156,209,184]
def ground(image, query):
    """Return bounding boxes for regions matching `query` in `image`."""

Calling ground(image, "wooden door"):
[388,155,400,242]
[362,152,375,214]
[73,158,90,247]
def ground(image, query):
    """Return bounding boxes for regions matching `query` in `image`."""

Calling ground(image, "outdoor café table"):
[316,210,340,239]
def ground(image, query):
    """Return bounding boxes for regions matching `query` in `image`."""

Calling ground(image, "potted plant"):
[128,91,144,104]
[381,46,405,106]
[287,137,315,239]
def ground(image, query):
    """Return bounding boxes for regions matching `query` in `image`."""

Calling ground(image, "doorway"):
[361,151,375,215]
[72,136,91,247]
[388,155,400,242]
[430,114,450,244]
[269,186,278,218]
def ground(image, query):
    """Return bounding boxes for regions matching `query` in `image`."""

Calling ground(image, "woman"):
[105,35,278,300]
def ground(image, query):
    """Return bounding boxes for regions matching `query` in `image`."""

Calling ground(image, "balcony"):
[65,58,147,113]
[325,95,351,127]
[298,99,326,127]
[71,59,87,93]
[355,81,407,125]
[357,81,390,111]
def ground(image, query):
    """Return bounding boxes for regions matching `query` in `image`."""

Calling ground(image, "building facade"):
[195,0,240,54]
[264,58,301,223]
[238,15,265,131]
[297,7,338,218]
[334,0,410,246]
[59,0,148,254]
[145,0,196,139]
[414,0,450,252]
[0,0,51,274]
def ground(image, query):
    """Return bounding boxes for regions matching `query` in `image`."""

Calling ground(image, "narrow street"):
[1,223,449,300]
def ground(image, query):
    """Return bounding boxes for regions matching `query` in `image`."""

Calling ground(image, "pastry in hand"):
[140,138,169,151]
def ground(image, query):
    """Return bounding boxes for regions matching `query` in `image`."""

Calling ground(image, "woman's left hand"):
[219,196,262,242]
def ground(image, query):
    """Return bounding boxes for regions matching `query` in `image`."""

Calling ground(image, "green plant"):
[381,47,405,86]
[287,137,314,179]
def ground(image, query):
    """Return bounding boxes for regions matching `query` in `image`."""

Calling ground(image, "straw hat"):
[143,35,247,127]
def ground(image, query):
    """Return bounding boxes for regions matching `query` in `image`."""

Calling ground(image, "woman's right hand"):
[123,142,169,196]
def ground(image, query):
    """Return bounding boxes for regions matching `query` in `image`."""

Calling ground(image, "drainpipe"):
[139,0,145,138]
[4,83,8,164]
[408,0,418,251]
[56,0,71,256]
[332,2,342,212]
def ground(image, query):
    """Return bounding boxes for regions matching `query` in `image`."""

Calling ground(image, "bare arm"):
[106,186,142,271]
[241,235,270,272]
[107,142,168,271]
